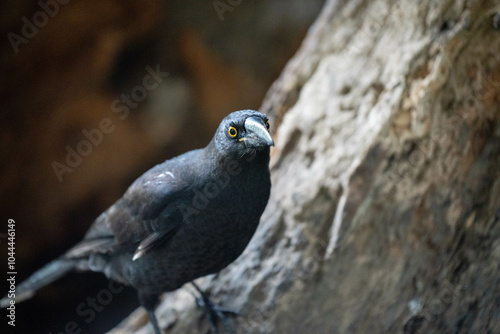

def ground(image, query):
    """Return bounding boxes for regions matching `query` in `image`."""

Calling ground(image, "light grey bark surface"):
[111,0,500,333]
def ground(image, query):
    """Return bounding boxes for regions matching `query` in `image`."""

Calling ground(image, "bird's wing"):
[69,150,202,260]
[121,152,204,259]
[63,205,137,259]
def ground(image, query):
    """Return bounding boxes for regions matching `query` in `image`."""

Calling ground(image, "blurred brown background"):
[0,1,324,332]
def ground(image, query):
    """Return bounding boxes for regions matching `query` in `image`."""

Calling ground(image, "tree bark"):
[112,0,500,333]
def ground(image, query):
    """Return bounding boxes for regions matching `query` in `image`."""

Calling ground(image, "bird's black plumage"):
[1,110,274,333]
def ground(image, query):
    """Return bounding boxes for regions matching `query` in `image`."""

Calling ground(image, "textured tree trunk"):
[111,0,500,333]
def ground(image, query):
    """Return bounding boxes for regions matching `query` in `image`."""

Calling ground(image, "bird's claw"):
[192,283,238,333]
[196,295,238,333]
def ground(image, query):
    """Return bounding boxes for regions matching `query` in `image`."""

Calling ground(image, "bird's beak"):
[242,117,274,147]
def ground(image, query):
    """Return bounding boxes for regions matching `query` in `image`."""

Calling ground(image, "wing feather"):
[76,150,202,258]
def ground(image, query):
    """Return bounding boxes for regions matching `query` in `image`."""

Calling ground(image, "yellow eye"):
[228,126,238,137]
[265,121,270,129]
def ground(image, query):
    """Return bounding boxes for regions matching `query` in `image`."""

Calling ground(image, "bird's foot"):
[191,282,238,334]
[148,310,162,334]
[195,296,238,333]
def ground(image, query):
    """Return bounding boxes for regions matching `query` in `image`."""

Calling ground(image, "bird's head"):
[212,110,274,159]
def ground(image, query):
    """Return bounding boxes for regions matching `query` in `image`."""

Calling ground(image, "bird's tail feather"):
[0,258,75,308]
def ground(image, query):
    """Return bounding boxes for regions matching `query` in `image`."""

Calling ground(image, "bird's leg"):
[139,292,162,334]
[148,310,162,334]
[191,282,238,333]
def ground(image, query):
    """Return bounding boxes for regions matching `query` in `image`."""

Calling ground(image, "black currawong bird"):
[0,110,274,333]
